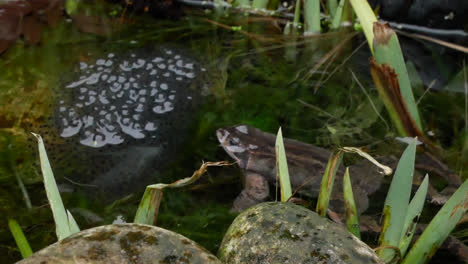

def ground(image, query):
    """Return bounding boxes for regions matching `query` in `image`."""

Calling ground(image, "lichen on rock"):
[218,202,383,264]
[17,224,222,264]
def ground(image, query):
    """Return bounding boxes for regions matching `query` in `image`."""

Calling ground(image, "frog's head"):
[216,125,256,169]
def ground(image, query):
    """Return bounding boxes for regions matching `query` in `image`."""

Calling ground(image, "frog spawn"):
[57,48,202,148]
[51,47,204,197]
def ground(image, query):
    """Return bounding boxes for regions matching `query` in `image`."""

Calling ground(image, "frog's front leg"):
[232,172,270,212]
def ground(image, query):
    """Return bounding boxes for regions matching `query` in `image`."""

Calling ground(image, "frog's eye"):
[228,137,240,146]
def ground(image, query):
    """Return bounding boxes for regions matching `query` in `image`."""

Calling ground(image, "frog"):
[216,125,460,213]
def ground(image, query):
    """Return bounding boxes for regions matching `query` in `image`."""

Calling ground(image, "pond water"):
[0,8,466,263]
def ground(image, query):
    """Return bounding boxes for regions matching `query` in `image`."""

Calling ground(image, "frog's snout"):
[216,128,229,144]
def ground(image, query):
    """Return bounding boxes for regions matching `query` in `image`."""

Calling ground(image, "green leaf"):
[399,174,428,256]
[343,167,360,238]
[31,133,79,240]
[293,0,301,25]
[275,127,292,202]
[134,188,163,225]
[8,219,33,258]
[327,0,338,18]
[349,0,377,53]
[373,24,422,130]
[304,0,321,34]
[67,210,81,234]
[316,151,343,216]
[134,161,230,225]
[402,179,468,264]
[330,0,346,29]
[377,138,417,261]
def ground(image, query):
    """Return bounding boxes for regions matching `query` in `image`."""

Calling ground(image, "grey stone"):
[18,224,221,264]
[218,202,383,264]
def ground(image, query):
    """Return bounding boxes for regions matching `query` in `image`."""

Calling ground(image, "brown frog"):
[216,125,460,213]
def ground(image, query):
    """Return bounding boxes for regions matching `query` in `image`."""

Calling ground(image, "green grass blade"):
[330,0,346,29]
[349,0,377,53]
[31,133,79,240]
[275,127,292,202]
[8,219,33,258]
[377,138,417,261]
[399,174,428,256]
[316,151,343,216]
[402,179,468,264]
[343,167,360,238]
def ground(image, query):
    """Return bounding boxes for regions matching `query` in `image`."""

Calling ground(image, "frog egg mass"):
[51,47,204,197]
[57,48,201,148]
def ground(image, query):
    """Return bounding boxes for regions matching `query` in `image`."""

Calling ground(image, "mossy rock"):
[18,224,221,264]
[218,202,383,264]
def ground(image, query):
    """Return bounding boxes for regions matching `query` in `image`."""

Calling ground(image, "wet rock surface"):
[218,202,383,264]
[17,224,221,264]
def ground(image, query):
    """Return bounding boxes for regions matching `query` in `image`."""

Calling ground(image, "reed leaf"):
[398,174,428,257]
[8,219,33,258]
[31,133,79,240]
[304,0,321,34]
[294,0,301,25]
[377,138,416,261]
[134,161,230,225]
[275,127,292,202]
[369,59,425,139]
[343,167,360,238]
[330,0,346,29]
[316,151,343,216]
[373,22,422,130]
[348,0,377,53]
[327,0,338,18]
[134,188,163,225]
[402,179,468,264]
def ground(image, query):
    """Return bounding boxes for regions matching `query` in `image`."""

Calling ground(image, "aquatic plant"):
[316,150,343,216]
[12,133,229,259]
[31,133,80,240]
[275,127,292,202]
[134,161,230,225]
[349,0,423,142]
[8,219,33,259]
[273,130,467,264]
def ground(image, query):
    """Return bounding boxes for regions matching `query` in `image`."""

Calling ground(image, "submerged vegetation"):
[1,0,467,263]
